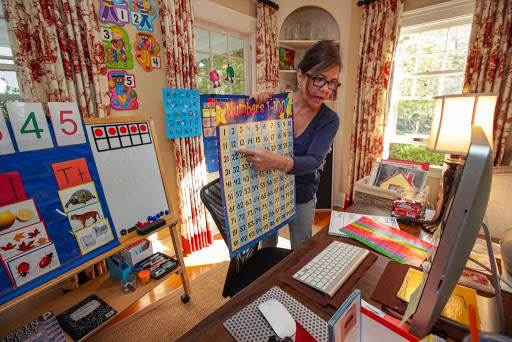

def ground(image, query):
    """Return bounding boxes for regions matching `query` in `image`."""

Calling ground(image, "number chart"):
[216,94,296,257]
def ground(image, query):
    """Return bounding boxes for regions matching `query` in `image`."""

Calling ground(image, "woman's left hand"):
[235,147,278,172]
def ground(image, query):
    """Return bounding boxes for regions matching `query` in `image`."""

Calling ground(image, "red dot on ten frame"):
[140,124,147,132]
[108,127,117,135]
[130,125,138,133]
[94,128,104,137]
[119,126,128,134]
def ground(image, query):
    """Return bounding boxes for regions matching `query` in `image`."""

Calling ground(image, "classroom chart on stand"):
[211,94,296,256]
[0,102,119,305]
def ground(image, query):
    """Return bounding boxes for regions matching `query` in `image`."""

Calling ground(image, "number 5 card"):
[48,102,86,146]
[6,102,54,152]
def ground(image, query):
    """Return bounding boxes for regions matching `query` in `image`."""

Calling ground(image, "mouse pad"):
[223,286,328,342]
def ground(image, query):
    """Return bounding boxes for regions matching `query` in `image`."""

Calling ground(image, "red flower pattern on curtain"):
[1,0,110,118]
[158,0,211,255]
[256,1,279,91]
[464,0,512,165]
[345,0,404,207]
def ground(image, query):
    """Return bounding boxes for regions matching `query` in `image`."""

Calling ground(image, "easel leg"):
[168,222,191,302]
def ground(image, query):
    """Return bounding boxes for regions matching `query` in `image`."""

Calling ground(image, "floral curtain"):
[1,0,110,118]
[256,1,279,91]
[345,0,404,207]
[158,0,211,254]
[464,0,512,165]
[2,0,110,289]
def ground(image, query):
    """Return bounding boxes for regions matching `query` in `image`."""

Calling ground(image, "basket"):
[354,176,400,210]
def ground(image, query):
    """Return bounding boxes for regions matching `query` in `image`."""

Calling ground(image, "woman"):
[236,40,341,250]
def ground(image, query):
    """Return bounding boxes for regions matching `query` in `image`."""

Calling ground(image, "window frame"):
[194,21,250,95]
[0,5,21,106]
[382,0,475,160]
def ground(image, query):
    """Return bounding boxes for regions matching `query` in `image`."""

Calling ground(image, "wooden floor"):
[97,209,334,332]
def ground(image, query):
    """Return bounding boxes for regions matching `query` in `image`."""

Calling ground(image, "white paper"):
[7,102,54,152]
[48,102,86,146]
[0,112,15,155]
[328,210,400,237]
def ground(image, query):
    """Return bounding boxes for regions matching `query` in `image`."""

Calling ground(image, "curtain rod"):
[258,0,279,10]
[357,0,380,6]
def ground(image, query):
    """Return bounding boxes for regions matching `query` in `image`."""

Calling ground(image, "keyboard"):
[292,240,369,298]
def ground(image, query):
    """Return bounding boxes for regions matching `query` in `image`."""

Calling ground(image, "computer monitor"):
[409,125,493,337]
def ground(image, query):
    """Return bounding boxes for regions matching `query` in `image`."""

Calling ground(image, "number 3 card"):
[6,102,54,152]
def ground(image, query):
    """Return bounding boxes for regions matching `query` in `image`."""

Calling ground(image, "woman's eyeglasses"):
[305,73,340,90]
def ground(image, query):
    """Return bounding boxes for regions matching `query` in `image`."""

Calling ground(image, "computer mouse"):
[258,299,296,339]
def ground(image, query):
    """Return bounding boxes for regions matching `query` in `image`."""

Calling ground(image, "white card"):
[6,243,60,287]
[48,102,86,146]
[0,112,15,155]
[6,102,54,152]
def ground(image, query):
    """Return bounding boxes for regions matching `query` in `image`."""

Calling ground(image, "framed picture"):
[279,47,295,70]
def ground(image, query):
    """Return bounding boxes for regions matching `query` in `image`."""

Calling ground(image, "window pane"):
[396,99,435,135]
[198,76,211,94]
[389,143,444,166]
[195,28,209,52]
[440,74,464,95]
[0,19,9,49]
[196,53,210,75]
[0,47,12,57]
[232,80,245,95]
[213,55,229,75]
[420,29,447,53]
[414,75,440,97]
[212,32,228,55]
[0,70,19,94]
[398,34,419,55]
[231,37,244,57]
[417,52,444,72]
[446,25,471,50]
[215,82,230,95]
[445,50,467,70]
[397,56,416,73]
[398,77,414,97]
[230,58,244,80]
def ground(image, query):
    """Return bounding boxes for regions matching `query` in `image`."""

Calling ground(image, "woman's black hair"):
[298,40,341,73]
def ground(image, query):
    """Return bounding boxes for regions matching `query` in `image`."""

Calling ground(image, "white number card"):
[6,102,54,152]
[48,102,86,146]
[0,112,15,155]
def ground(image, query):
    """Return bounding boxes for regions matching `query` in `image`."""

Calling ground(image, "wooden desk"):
[177,206,512,341]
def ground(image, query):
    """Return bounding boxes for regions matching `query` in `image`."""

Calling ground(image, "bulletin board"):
[0,106,119,305]
[84,116,171,237]
[214,94,296,257]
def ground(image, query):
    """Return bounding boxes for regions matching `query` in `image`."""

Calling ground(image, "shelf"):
[279,69,296,74]
[280,39,340,49]
[0,217,190,340]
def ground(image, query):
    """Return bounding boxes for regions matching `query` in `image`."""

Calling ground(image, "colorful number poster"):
[101,26,133,69]
[340,216,432,267]
[129,0,157,32]
[134,32,161,71]
[216,94,295,257]
[98,0,130,26]
[163,89,201,139]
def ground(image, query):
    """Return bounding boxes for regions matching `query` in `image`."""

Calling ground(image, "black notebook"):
[56,294,116,341]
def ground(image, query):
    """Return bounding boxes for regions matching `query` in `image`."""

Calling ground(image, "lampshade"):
[427,93,497,155]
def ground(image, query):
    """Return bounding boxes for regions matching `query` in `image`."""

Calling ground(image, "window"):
[0,2,20,119]
[384,11,473,165]
[195,26,248,95]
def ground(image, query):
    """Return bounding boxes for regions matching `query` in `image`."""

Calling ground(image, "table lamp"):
[422,93,497,232]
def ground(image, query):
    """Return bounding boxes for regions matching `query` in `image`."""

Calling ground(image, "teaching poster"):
[215,94,296,256]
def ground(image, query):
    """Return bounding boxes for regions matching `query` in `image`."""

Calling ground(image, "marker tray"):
[134,252,178,280]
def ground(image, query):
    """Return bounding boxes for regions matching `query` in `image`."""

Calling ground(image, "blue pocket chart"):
[163,88,201,139]
[0,115,119,306]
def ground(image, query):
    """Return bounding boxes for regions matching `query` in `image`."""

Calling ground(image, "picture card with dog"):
[5,243,60,288]
[66,202,105,233]
[58,181,99,214]
[74,219,114,255]
[0,221,50,261]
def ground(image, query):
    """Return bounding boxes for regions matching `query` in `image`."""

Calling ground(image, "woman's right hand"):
[250,90,274,104]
